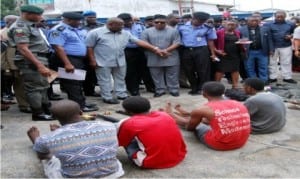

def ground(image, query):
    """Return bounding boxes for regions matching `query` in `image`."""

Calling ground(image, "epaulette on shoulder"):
[16,22,25,27]
[204,23,214,28]
[97,23,105,27]
[136,22,144,25]
[177,22,184,26]
[57,26,66,31]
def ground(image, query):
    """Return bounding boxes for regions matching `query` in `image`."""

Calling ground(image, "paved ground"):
[1,75,300,178]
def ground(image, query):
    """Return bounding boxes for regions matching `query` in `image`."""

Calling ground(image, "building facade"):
[42,0,232,18]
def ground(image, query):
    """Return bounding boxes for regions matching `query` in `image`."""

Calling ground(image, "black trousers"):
[83,59,97,95]
[1,70,14,97]
[124,48,154,95]
[181,46,211,92]
[56,55,86,108]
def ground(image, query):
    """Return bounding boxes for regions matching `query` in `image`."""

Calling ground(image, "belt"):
[67,55,86,59]
[36,52,50,57]
[183,46,206,50]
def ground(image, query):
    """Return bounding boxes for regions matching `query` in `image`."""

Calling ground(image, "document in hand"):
[57,67,86,81]
[47,70,58,83]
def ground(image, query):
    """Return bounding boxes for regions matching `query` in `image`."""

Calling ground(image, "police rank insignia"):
[16,22,24,27]
[15,28,25,37]
[51,31,60,37]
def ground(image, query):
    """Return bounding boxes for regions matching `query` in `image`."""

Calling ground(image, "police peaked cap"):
[20,5,44,14]
[153,14,167,20]
[181,14,192,19]
[193,12,210,21]
[82,10,97,17]
[144,16,154,21]
[62,12,83,20]
[117,13,132,20]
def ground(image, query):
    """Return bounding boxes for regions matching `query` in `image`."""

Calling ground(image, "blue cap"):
[82,10,97,17]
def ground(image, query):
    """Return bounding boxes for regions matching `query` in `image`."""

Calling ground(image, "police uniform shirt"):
[48,22,87,57]
[83,23,104,32]
[8,18,49,62]
[124,22,145,48]
[178,21,217,47]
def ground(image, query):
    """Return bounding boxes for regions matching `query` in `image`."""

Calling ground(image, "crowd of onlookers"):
[1,4,299,178]
[1,8,300,113]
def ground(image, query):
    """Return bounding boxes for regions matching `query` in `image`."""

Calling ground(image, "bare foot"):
[158,108,165,112]
[202,118,210,124]
[27,126,40,144]
[165,102,173,114]
[174,104,190,117]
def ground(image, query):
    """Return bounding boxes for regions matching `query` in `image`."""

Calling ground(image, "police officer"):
[48,12,98,112]
[178,11,217,95]
[117,13,154,96]
[82,10,103,97]
[8,5,53,120]
[144,16,154,28]
[82,10,104,31]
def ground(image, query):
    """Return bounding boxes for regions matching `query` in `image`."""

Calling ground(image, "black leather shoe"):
[188,90,202,96]
[179,83,190,88]
[268,79,277,83]
[32,113,54,121]
[81,106,99,112]
[130,91,140,96]
[153,92,166,97]
[103,98,120,104]
[85,103,97,108]
[146,88,155,93]
[52,93,60,97]
[117,96,129,100]
[170,92,180,97]
[2,95,14,101]
[283,79,297,84]
[85,92,101,97]
[19,107,32,113]
[49,94,63,101]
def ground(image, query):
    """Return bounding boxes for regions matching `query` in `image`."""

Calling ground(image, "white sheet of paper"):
[58,67,86,81]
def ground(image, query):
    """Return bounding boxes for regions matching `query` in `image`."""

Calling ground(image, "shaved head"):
[51,100,81,124]
[106,17,124,32]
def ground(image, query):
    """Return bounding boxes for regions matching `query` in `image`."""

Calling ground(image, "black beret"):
[62,12,83,20]
[20,5,44,14]
[144,16,154,21]
[193,11,210,21]
[181,14,192,19]
[153,14,167,20]
[117,13,132,20]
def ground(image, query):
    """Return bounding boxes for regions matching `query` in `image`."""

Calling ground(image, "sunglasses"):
[154,21,166,24]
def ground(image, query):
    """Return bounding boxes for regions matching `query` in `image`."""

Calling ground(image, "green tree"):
[1,0,18,19]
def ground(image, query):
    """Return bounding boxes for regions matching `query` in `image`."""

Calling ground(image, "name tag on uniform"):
[197,36,202,42]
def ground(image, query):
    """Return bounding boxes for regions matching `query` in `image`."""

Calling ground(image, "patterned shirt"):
[33,121,121,178]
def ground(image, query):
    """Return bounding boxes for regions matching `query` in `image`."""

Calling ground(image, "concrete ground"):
[1,75,300,178]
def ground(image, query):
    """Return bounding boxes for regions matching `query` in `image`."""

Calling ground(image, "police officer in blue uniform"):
[117,13,154,96]
[82,10,103,97]
[48,12,98,112]
[178,12,217,95]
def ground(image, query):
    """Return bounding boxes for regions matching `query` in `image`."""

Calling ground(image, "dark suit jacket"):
[239,25,272,55]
